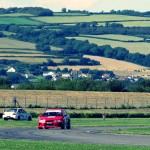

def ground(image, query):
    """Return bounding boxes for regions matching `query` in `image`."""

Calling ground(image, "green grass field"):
[67,36,150,54]
[97,21,150,27]
[0,38,63,64]
[0,13,33,17]
[0,38,35,49]
[32,14,150,24]
[80,34,143,42]
[1,139,150,150]
[0,118,150,128]
[117,21,150,27]
[0,17,40,25]
[54,12,88,16]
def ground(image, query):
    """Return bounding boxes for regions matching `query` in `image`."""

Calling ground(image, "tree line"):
[0,77,150,92]
[0,7,53,16]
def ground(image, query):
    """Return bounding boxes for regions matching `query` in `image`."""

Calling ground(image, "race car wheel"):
[66,120,71,129]
[61,121,65,129]
[4,118,8,121]
[28,116,32,121]
[17,116,20,120]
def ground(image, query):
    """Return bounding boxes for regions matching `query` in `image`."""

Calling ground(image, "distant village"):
[5,66,150,87]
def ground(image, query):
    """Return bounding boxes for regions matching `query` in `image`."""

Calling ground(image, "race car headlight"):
[39,119,46,123]
[54,120,62,123]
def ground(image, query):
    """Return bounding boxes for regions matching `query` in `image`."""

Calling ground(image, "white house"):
[62,73,71,79]
[43,71,55,77]
[7,67,16,73]
[78,73,89,78]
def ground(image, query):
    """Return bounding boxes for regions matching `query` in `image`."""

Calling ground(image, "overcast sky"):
[1,0,150,12]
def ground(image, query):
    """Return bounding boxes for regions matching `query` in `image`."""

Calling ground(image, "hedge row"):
[1,112,150,118]
[29,112,150,118]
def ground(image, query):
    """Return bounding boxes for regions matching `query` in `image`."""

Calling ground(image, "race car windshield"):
[7,109,17,112]
[43,112,62,116]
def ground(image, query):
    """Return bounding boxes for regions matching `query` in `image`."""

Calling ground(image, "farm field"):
[0,38,35,49]
[0,49,42,54]
[67,36,150,54]
[0,17,40,25]
[54,12,88,16]
[80,34,143,42]
[0,57,48,64]
[0,90,150,109]
[116,21,150,27]
[50,55,149,77]
[32,14,150,24]
[0,38,63,64]
[97,21,150,27]
[0,13,33,17]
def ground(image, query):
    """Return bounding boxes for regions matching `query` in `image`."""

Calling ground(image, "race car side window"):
[18,109,22,113]
[62,110,67,116]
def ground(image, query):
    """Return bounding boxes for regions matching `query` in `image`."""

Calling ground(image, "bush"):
[29,112,40,118]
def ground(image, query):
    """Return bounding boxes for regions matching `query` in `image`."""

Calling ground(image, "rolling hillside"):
[0,11,149,77]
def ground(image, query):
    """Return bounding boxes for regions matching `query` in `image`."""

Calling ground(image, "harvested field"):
[49,55,149,77]
[0,90,150,109]
[84,55,147,71]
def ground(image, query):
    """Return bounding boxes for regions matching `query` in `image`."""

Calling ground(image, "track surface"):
[0,127,150,146]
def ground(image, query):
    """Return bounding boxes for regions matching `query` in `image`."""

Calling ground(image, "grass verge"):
[0,118,150,128]
[0,139,150,150]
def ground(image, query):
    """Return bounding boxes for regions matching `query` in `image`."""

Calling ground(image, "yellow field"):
[0,90,150,112]
[67,37,150,55]
[32,14,150,24]
[49,55,149,77]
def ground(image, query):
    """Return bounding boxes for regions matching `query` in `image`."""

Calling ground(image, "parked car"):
[38,108,71,129]
[2,108,32,121]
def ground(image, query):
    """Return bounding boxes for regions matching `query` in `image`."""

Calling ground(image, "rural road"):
[0,127,150,146]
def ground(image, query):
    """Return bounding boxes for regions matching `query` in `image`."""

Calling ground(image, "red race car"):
[38,108,71,129]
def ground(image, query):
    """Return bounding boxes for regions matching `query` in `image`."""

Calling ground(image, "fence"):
[0,96,150,109]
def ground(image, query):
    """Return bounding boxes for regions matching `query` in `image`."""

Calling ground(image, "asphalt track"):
[0,127,150,146]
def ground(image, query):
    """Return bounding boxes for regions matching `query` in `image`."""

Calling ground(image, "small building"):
[43,71,55,77]
[7,67,17,73]
[61,73,71,79]
[101,73,111,80]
